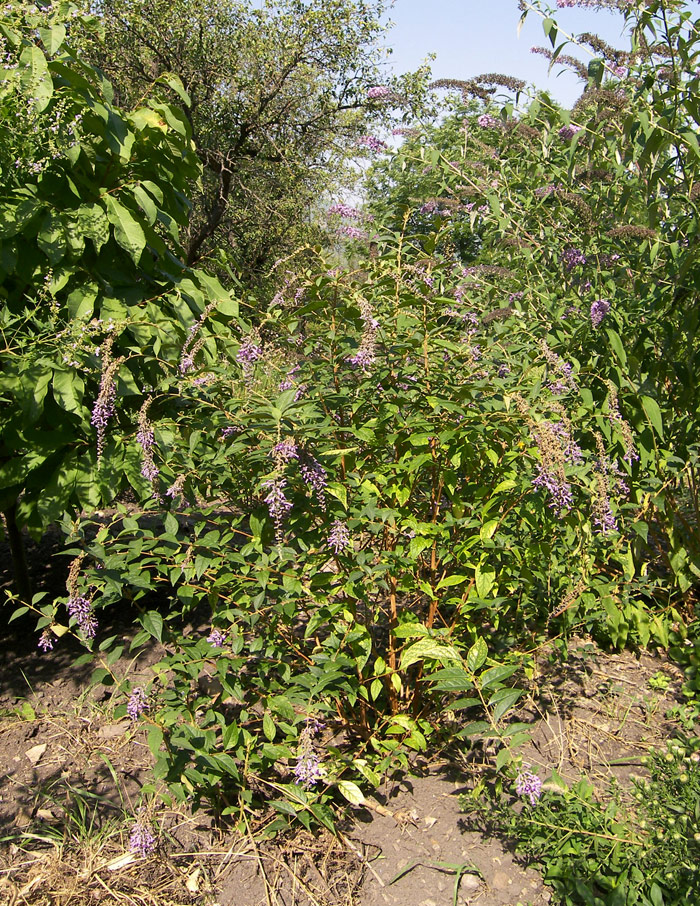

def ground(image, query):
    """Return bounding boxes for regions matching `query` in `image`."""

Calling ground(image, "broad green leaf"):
[466,638,488,674]
[52,369,84,414]
[77,204,110,251]
[38,24,66,55]
[105,196,146,263]
[641,395,663,439]
[475,562,495,599]
[400,638,462,670]
[337,780,365,805]
[20,44,53,111]
[142,611,164,642]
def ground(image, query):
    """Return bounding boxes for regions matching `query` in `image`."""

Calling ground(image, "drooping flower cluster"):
[515,769,543,805]
[559,123,583,141]
[136,397,159,486]
[293,718,325,788]
[540,340,578,391]
[91,336,124,461]
[328,519,350,554]
[263,476,293,544]
[367,85,392,99]
[37,629,54,652]
[592,433,619,534]
[348,297,379,371]
[336,223,368,240]
[522,401,583,515]
[606,382,638,463]
[237,331,263,382]
[590,298,611,328]
[328,203,362,219]
[65,554,97,640]
[357,134,387,153]
[560,247,587,271]
[300,455,327,511]
[278,363,300,392]
[272,438,299,463]
[477,113,501,129]
[165,473,186,502]
[127,687,149,721]
[179,300,217,374]
[128,814,157,857]
[207,628,227,647]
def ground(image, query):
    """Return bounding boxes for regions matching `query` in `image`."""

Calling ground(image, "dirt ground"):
[0,532,691,906]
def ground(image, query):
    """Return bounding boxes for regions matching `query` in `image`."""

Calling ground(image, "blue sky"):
[380,0,630,108]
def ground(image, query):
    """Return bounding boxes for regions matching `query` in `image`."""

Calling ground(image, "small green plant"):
[461,743,700,906]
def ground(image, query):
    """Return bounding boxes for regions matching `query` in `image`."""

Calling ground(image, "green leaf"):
[466,638,488,674]
[479,519,499,542]
[336,780,365,805]
[475,562,495,599]
[52,369,84,414]
[38,24,66,55]
[400,638,462,670]
[263,712,276,742]
[20,44,53,111]
[77,204,110,251]
[142,611,164,642]
[641,395,663,439]
[105,196,146,263]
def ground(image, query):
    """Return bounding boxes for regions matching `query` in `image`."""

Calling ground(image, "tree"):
[86,0,399,279]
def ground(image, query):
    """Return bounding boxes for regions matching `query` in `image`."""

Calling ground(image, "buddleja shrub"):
[31,213,651,820]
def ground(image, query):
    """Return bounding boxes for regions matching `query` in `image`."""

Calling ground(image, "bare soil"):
[0,530,690,906]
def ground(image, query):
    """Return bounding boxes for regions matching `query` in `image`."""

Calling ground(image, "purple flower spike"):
[515,769,543,805]
[328,520,350,554]
[207,629,227,647]
[129,817,157,857]
[127,687,149,721]
[590,298,611,328]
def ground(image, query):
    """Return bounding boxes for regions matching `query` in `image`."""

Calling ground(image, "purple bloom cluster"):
[66,595,97,640]
[367,86,392,99]
[328,203,362,220]
[535,184,556,198]
[273,439,299,463]
[590,298,611,328]
[337,224,368,240]
[136,399,159,484]
[559,123,583,141]
[348,297,379,371]
[358,134,387,153]
[561,247,587,271]
[127,687,149,721]
[237,333,263,382]
[38,629,54,652]
[91,336,122,461]
[477,113,501,129]
[207,629,227,647]
[129,817,157,857]
[533,463,574,513]
[263,476,293,543]
[328,519,350,554]
[293,718,325,788]
[300,457,327,510]
[515,769,543,805]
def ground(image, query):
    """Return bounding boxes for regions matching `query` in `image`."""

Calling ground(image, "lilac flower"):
[420,200,438,215]
[263,476,293,543]
[592,435,620,534]
[336,224,368,240]
[272,439,299,463]
[293,719,325,788]
[136,398,159,485]
[358,135,387,153]
[328,203,362,219]
[129,817,156,857]
[559,123,582,141]
[477,113,501,129]
[561,247,587,271]
[179,300,217,374]
[590,298,611,328]
[66,595,97,640]
[533,464,574,514]
[328,519,350,554]
[300,457,327,510]
[367,86,391,99]
[127,687,149,721]
[37,629,54,652]
[221,425,239,438]
[535,184,556,198]
[207,629,227,647]
[515,769,543,805]
[606,382,638,464]
[348,297,379,372]
[278,364,300,392]
[237,333,263,382]
[165,474,186,500]
[497,364,510,378]
[91,336,123,461]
